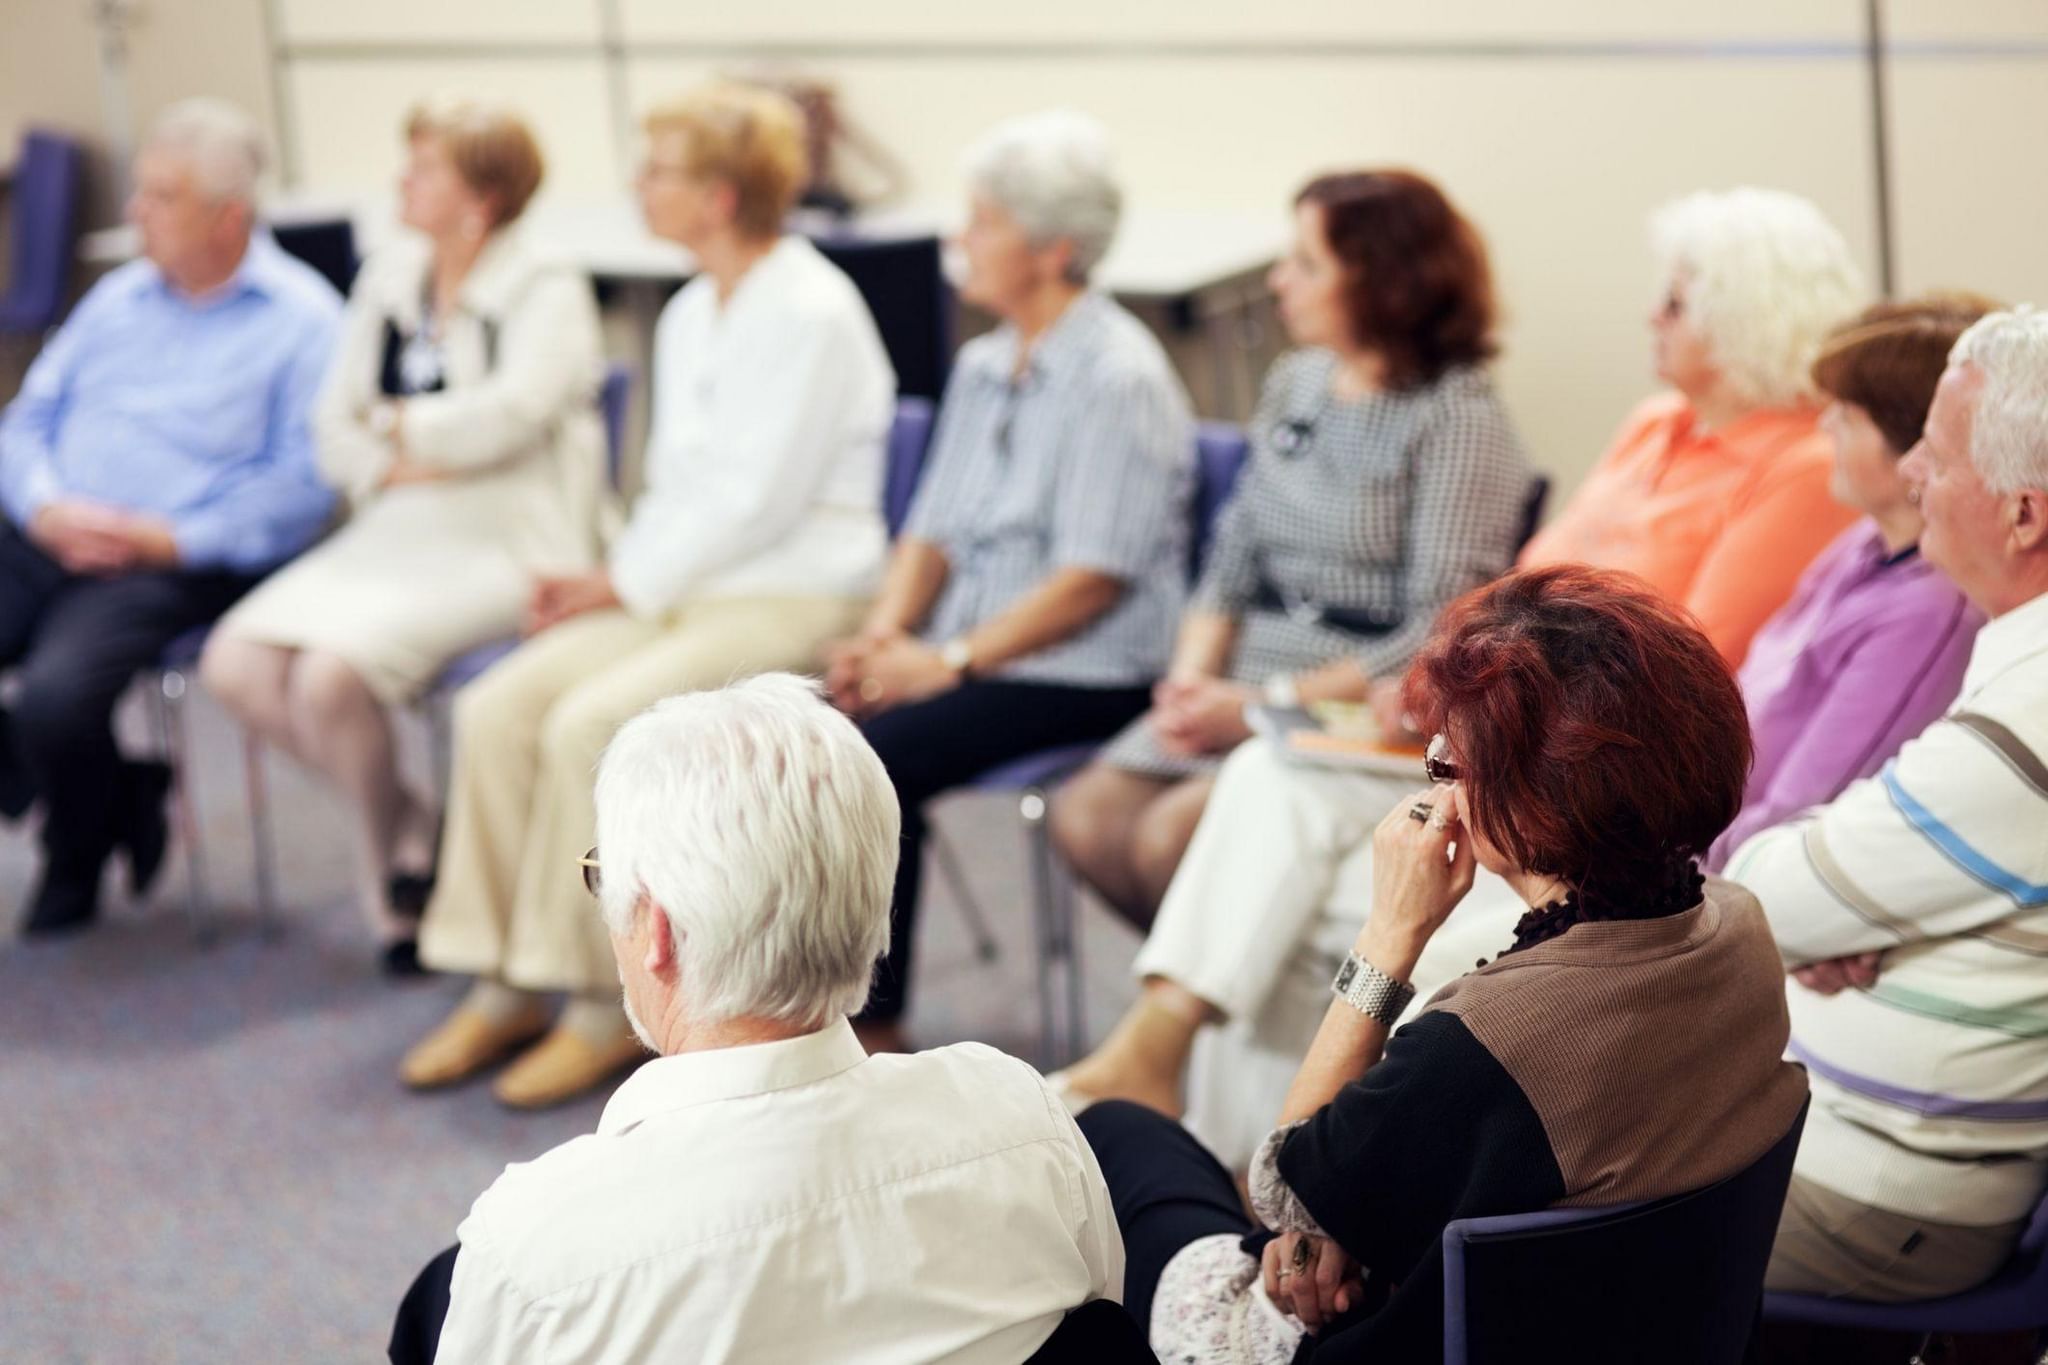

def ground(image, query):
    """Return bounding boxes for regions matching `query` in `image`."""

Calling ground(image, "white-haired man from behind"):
[1728,307,2048,1301]
[418,674,1122,1363]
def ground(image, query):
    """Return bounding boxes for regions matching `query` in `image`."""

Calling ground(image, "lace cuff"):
[1248,1119,1332,1239]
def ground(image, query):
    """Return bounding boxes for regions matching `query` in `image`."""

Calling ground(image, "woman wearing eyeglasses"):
[1075,565,1807,1363]
[1048,170,1532,931]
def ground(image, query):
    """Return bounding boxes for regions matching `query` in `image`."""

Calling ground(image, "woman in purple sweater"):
[1706,294,1995,869]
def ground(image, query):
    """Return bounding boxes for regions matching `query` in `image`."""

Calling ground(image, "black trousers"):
[0,520,253,882]
[856,678,1150,1022]
[389,1243,458,1364]
[1078,1100,1260,1335]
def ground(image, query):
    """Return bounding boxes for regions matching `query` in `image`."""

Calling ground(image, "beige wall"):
[5,0,2046,494]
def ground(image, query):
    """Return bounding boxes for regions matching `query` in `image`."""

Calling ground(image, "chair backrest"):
[1443,1098,1808,1365]
[0,129,83,335]
[883,395,938,538]
[1190,422,1251,580]
[1022,1299,1158,1363]
[598,362,633,488]
[271,216,359,296]
[812,233,952,401]
[1516,474,1552,554]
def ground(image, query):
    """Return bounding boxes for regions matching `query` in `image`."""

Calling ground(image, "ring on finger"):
[1407,800,1433,823]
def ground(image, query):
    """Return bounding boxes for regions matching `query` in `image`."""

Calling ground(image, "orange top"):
[1518,393,1856,667]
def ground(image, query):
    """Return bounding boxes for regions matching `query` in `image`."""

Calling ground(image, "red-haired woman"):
[1076,565,1808,1362]
[1049,170,1534,928]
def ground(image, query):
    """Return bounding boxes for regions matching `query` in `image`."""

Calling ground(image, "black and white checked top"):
[903,291,1195,687]
[1197,347,1533,681]
[1099,347,1533,778]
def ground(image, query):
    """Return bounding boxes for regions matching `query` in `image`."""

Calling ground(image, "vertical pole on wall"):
[90,0,137,202]
[598,0,633,187]
[1864,0,1897,295]
[258,0,300,188]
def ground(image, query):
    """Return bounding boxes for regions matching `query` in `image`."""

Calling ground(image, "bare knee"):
[199,634,292,723]
[1049,764,1139,876]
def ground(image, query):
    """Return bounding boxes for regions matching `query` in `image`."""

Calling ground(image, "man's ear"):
[642,901,678,977]
[2010,487,2048,553]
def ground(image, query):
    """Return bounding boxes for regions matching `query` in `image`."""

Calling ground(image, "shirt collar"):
[1961,587,2048,697]
[968,289,1111,390]
[596,1016,869,1136]
[150,228,290,305]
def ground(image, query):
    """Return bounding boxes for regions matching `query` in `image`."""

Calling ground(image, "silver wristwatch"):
[1332,951,1415,1025]
[1262,673,1301,710]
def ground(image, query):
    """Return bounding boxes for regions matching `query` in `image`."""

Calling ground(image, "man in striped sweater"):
[1729,307,2048,1301]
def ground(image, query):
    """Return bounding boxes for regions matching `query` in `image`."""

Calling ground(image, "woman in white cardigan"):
[203,100,606,972]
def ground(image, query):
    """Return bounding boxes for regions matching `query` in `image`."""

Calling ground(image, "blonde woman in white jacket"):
[203,100,606,973]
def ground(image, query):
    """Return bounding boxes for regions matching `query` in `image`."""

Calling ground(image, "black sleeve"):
[1277,1010,1567,1285]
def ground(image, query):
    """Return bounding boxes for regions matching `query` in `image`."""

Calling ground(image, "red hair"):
[1403,566,1750,898]
[1296,170,1498,390]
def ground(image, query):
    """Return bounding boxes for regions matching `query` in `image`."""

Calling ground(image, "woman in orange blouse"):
[1520,186,1867,666]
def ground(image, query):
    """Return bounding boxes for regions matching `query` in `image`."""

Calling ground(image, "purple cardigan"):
[1706,520,1982,870]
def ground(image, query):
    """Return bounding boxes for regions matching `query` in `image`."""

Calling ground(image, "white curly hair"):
[1651,187,1867,408]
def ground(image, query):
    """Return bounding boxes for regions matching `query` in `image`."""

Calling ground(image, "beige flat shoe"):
[400,1003,554,1090]
[491,1026,648,1110]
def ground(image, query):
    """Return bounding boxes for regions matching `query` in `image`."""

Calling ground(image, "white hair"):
[144,98,267,203]
[592,674,899,1031]
[1949,306,2048,495]
[963,109,1122,284]
[1651,187,1866,407]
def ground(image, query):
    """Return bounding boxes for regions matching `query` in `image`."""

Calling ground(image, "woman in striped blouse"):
[1050,170,1534,929]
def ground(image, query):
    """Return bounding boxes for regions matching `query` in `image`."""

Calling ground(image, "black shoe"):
[117,761,173,900]
[387,871,436,921]
[23,868,100,937]
[381,937,429,978]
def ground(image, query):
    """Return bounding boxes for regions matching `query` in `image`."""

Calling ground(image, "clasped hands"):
[824,628,960,719]
[524,570,621,636]
[29,500,179,575]
[1149,673,1255,757]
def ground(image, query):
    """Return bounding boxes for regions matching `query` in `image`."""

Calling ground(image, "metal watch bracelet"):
[1331,951,1415,1025]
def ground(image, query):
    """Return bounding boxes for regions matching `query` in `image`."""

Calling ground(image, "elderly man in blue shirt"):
[0,98,340,934]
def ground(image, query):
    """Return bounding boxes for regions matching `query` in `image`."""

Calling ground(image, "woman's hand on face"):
[1261,1231,1362,1332]
[1362,785,1476,972]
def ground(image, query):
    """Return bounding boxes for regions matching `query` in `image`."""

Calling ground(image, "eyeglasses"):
[1424,733,1462,785]
[578,847,602,897]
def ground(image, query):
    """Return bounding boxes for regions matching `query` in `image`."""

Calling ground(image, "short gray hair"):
[1949,306,2048,495]
[1650,187,1866,407]
[592,674,899,1031]
[963,109,1121,284]
[144,98,267,203]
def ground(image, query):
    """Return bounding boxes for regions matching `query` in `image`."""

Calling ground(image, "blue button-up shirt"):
[0,230,342,572]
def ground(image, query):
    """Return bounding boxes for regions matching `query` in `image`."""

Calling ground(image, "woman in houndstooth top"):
[1051,171,1534,928]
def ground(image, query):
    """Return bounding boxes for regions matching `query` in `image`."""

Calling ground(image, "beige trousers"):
[1766,1175,2026,1302]
[418,594,868,994]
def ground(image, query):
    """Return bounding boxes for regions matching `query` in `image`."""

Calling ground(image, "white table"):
[82,192,1282,301]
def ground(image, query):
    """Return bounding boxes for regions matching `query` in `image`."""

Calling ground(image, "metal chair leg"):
[928,827,1001,962]
[1021,786,1084,1068]
[243,731,281,940]
[155,669,216,946]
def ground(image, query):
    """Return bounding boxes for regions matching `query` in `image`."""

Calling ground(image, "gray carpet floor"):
[0,685,1142,1363]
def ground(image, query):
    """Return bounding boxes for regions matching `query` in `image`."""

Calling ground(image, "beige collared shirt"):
[437,1019,1123,1363]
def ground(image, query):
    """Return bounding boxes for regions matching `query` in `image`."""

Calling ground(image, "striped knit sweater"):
[1727,587,2048,1226]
